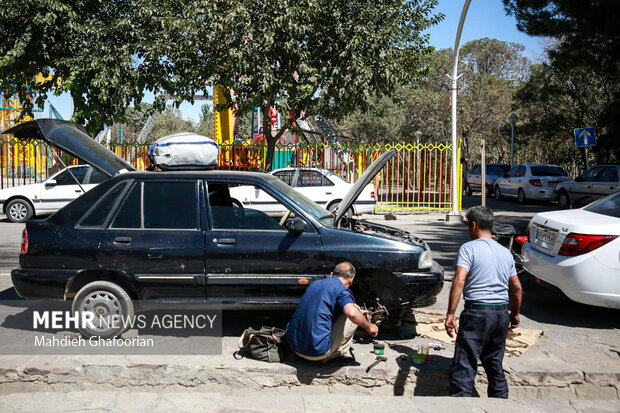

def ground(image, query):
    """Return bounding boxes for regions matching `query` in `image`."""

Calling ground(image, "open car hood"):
[334,149,396,225]
[3,119,135,177]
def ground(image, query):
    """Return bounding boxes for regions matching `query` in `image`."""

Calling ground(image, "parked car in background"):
[464,163,510,196]
[554,164,620,209]
[6,119,444,338]
[522,191,620,309]
[0,165,107,222]
[494,164,570,203]
[230,167,376,218]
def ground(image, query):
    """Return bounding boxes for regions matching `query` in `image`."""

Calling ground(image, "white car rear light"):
[370,191,375,200]
[558,233,618,256]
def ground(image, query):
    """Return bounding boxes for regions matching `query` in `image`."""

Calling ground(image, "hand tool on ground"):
[365,355,387,373]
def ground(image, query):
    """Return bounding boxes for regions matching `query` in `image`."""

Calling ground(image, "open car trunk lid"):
[334,149,396,225]
[3,119,135,178]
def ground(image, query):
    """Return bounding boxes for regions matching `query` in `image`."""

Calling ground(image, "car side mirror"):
[574,176,584,182]
[285,218,306,234]
[45,179,57,187]
[503,174,509,178]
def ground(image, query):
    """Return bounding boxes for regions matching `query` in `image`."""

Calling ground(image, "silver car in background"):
[494,164,570,203]
[555,164,620,209]
[464,163,510,196]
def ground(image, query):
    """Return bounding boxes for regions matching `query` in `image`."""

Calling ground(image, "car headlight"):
[418,249,433,269]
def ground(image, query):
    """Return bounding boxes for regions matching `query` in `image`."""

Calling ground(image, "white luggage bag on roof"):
[148,132,219,170]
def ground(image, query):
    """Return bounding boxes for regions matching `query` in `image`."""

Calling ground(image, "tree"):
[180,0,442,170]
[337,39,529,167]
[196,104,215,138]
[503,0,620,167]
[0,0,190,135]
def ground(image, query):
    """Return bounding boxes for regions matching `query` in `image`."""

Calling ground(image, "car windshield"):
[530,165,568,177]
[268,178,334,225]
[584,192,620,218]
[487,165,509,175]
[324,170,350,184]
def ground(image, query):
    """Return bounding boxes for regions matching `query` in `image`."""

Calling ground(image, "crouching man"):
[285,261,379,362]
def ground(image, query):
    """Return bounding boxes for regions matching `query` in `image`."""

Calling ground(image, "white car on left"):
[0,165,107,223]
[522,191,620,309]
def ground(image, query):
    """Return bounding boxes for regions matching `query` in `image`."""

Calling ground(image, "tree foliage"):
[338,38,529,168]
[0,0,191,134]
[179,0,442,169]
[503,0,620,169]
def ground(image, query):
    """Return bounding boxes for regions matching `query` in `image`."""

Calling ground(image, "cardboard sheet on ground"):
[414,310,543,356]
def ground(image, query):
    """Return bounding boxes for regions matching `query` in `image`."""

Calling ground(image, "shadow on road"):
[519,278,620,329]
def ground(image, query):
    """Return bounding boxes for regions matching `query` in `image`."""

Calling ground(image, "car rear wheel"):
[517,188,526,204]
[464,183,472,196]
[6,198,34,223]
[557,190,570,209]
[494,185,502,199]
[72,281,134,339]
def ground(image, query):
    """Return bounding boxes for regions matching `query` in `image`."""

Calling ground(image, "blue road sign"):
[574,127,596,147]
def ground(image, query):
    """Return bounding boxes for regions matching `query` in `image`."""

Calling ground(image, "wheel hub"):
[9,203,27,220]
[81,291,122,331]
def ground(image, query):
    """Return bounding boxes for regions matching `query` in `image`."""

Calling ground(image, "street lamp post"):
[447,0,472,223]
[414,130,422,147]
[508,113,518,168]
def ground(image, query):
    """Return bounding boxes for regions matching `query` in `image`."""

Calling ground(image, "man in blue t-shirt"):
[286,261,379,362]
[445,206,522,398]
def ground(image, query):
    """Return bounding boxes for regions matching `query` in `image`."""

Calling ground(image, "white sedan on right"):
[494,163,570,203]
[522,191,620,308]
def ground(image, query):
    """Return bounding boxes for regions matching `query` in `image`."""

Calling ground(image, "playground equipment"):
[213,86,235,144]
[0,76,52,187]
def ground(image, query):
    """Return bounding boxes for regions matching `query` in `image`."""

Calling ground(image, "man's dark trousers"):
[449,304,510,398]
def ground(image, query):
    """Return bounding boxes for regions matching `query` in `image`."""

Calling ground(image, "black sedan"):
[6,119,444,338]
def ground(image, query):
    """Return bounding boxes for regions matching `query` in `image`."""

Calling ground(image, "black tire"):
[6,198,34,223]
[517,188,526,204]
[464,183,472,196]
[494,185,502,200]
[328,201,352,219]
[557,190,570,209]
[72,281,134,339]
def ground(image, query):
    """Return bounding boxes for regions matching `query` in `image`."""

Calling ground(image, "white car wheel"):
[6,199,34,223]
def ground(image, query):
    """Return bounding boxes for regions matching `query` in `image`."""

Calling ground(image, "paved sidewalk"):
[0,391,619,413]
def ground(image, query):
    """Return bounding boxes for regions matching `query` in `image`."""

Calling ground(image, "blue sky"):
[40,0,543,125]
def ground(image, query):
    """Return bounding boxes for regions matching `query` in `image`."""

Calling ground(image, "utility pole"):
[481,139,486,207]
[446,0,472,223]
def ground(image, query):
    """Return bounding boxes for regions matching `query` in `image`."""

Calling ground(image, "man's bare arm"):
[343,303,378,337]
[508,275,522,329]
[445,266,468,337]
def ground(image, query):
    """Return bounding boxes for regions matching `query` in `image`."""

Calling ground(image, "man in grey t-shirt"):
[445,206,522,398]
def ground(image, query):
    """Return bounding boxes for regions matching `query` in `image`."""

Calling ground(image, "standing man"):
[445,206,522,398]
[286,261,379,363]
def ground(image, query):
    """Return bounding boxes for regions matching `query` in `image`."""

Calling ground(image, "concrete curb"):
[0,356,618,400]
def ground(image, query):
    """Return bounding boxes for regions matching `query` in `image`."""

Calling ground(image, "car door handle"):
[75,189,83,193]
[325,192,332,195]
[113,236,132,244]
[217,238,236,246]
[148,253,163,259]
